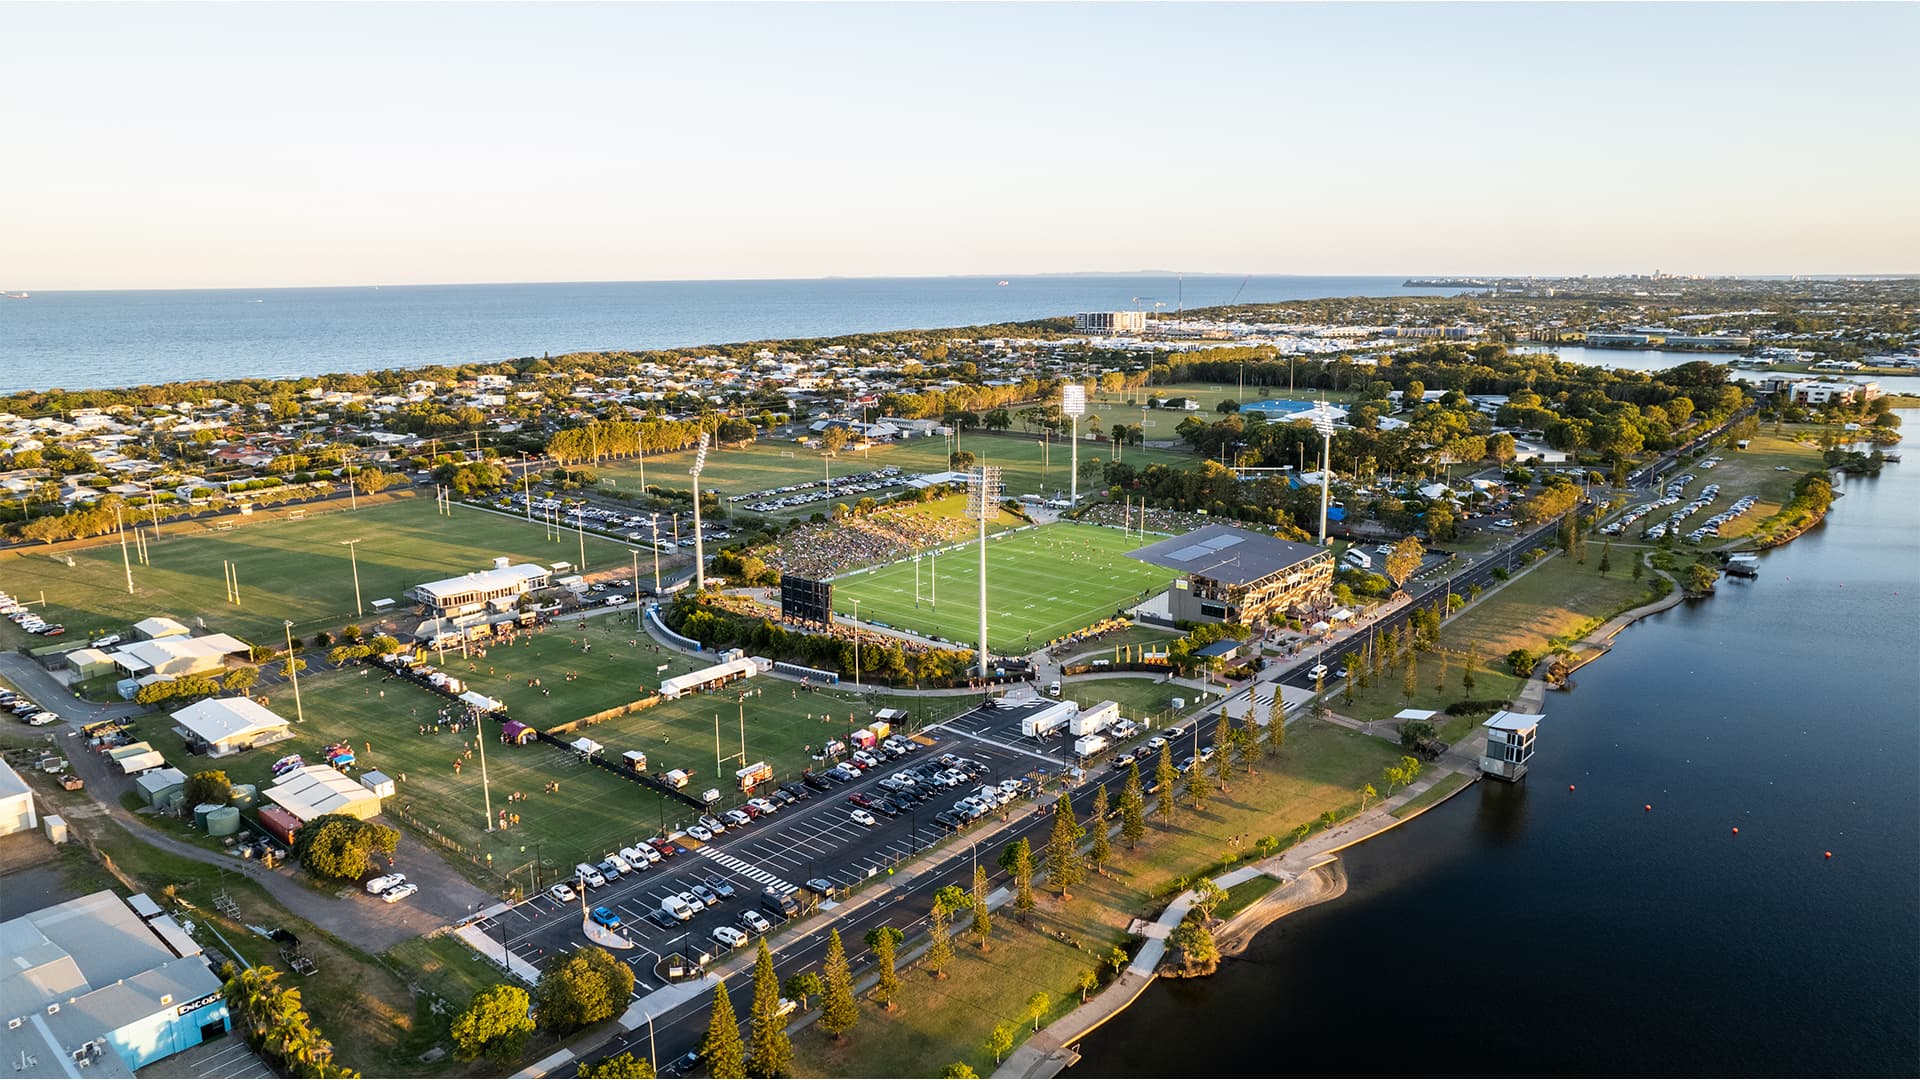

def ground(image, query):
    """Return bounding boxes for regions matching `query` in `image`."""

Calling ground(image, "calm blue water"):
[0,275,1435,393]
[1081,421,1920,1076]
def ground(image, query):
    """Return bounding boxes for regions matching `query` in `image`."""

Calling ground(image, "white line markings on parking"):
[697,847,796,893]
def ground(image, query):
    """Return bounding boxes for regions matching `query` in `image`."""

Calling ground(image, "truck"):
[869,720,891,741]
[660,895,693,922]
[1073,734,1110,758]
[1020,701,1076,738]
[664,769,690,788]
[759,886,800,918]
[1343,549,1373,570]
[1069,700,1120,737]
[850,728,877,750]
[622,750,649,772]
[735,761,773,791]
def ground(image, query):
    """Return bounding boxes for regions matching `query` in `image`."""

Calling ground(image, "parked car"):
[736,909,771,934]
[686,825,714,842]
[676,890,705,913]
[710,925,748,950]
[724,809,752,828]
[365,873,406,895]
[691,883,718,906]
[574,863,607,888]
[849,808,877,827]
[705,876,736,899]
[590,906,622,929]
[548,883,578,903]
[698,814,728,834]
[380,882,418,904]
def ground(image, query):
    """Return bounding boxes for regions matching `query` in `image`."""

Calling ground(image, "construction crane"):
[1227,274,1252,307]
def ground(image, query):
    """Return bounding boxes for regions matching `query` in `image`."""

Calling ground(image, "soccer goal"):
[780,450,797,459]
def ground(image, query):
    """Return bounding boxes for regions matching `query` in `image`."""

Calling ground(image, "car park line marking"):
[696,848,796,892]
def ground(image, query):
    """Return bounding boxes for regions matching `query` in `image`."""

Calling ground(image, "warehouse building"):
[0,758,37,836]
[169,697,293,758]
[262,764,383,822]
[0,890,229,1075]
[1129,524,1333,626]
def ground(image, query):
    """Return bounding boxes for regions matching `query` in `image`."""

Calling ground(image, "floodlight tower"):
[966,465,1001,682]
[1061,384,1086,509]
[691,432,710,592]
[1310,400,1337,546]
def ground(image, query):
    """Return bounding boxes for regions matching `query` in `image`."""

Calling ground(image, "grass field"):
[791,721,1406,1078]
[829,524,1174,653]
[599,432,1198,512]
[1438,554,1663,661]
[0,496,636,642]
[1096,381,1361,416]
[1060,677,1189,725]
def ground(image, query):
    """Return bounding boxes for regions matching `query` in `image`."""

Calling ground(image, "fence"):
[772,660,839,684]
[646,605,703,652]
[546,693,663,736]
[529,728,708,809]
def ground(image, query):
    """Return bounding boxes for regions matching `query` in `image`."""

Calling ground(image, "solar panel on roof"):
[1199,535,1243,552]
[1167,544,1213,562]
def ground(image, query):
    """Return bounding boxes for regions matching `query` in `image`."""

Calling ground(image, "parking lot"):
[468,699,1081,978]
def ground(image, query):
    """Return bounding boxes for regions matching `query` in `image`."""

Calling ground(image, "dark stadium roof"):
[1127,524,1325,586]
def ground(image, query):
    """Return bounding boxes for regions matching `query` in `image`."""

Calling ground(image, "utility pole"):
[690,432,709,591]
[575,509,586,571]
[284,620,304,724]
[522,458,533,521]
[341,539,363,616]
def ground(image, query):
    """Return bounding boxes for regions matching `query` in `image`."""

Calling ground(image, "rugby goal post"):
[780,450,797,458]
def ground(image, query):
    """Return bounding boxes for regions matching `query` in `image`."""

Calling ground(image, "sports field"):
[0,496,635,642]
[828,523,1174,654]
[599,432,1197,513]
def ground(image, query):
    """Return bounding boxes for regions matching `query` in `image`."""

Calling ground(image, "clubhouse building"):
[408,557,551,620]
[1129,524,1333,627]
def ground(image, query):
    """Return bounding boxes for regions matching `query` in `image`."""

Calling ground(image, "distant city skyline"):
[4,2,1915,290]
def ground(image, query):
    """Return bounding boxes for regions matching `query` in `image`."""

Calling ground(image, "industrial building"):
[169,697,293,758]
[408,557,552,619]
[0,758,37,835]
[1129,524,1333,626]
[107,634,251,680]
[0,890,229,1076]
[1074,311,1147,335]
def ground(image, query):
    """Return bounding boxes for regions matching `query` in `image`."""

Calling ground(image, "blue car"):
[590,906,622,930]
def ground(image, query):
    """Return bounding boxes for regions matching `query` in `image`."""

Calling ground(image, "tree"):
[701,978,744,1080]
[184,770,232,808]
[1154,743,1179,824]
[452,984,535,1064]
[1043,795,1086,898]
[818,929,859,1041]
[1507,648,1535,677]
[868,927,902,1011]
[924,902,954,980]
[1384,536,1425,592]
[1462,649,1478,694]
[1598,540,1613,575]
[1078,968,1099,1004]
[782,972,822,1012]
[1402,653,1418,699]
[537,947,634,1033]
[745,941,791,1079]
[1632,555,1645,582]
[1684,561,1720,595]
[943,1065,979,1079]
[1087,785,1112,875]
[971,864,992,950]
[1433,652,1448,694]
[1189,878,1226,921]
[292,814,399,882]
[1025,990,1051,1032]
[1169,910,1219,973]
[1118,764,1147,849]
[819,426,852,456]
[986,1021,1017,1066]
[1187,755,1211,812]
[577,1052,656,1078]
[1359,783,1378,812]
[223,667,259,693]
[1010,837,1036,920]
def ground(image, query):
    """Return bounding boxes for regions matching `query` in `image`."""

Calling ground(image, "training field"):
[829,523,1173,654]
[0,496,635,642]
[599,432,1196,514]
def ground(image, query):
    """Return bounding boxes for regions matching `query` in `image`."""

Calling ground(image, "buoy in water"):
[1825,851,1833,859]
[1569,784,1576,791]
[1731,827,1739,835]
[1644,804,1653,812]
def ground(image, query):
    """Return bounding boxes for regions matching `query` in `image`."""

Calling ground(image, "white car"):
[630,843,662,865]
[380,882,418,904]
[849,808,877,827]
[603,852,633,874]
[365,873,406,895]
[574,864,607,889]
[619,845,652,868]
[686,825,714,842]
[724,809,752,828]
[548,883,577,903]
[28,712,59,726]
[710,925,748,950]
[1494,518,1517,529]
[748,797,778,816]
[1307,663,1329,681]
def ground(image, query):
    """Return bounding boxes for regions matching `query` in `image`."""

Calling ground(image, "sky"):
[3,2,1915,290]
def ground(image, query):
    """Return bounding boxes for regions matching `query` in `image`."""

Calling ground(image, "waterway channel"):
[1079,417,1920,1076]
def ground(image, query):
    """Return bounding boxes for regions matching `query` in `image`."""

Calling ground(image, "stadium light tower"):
[340,538,363,616]
[1061,383,1086,508]
[691,432,710,591]
[966,465,1001,682]
[1310,400,1337,546]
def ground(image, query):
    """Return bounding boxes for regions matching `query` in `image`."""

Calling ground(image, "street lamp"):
[283,620,304,724]
[1062,385,1086,509]
[340,539,363,616]
[691,433,709,592]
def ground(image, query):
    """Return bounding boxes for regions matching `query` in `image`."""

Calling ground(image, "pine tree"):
[1087,784,1112,874]
[1154,743,1179,825]
[1118,763,1147,849]
[1011,837,1036,920]
[745,941,791,1079]
[700,978,744,1079]
[1342,669,1356,706]
[1462,648,1478,694]
[1402,653,1417,699]
[1268,691,1289,753]
[971,864,992,950]
[1236,711,1260,773]
[818,929,859,1042]
[1045,795,1086,898]
[1598,540,1613,575]
[1212,731,1234,788]
[872,931,900,1011]
[924,903,953,980]
[1188,755,1212,811]
[1434,651,1448,693]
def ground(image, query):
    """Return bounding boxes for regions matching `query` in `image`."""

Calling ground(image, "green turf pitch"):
[828,523,1172,654]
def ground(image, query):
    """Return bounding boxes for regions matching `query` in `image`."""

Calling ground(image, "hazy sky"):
[4,2,1915,289]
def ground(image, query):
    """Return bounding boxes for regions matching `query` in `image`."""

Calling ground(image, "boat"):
[1881,451,1901,463]
[1725,553,1760,578]
[997,280,1009,286]
[3,292,27,300]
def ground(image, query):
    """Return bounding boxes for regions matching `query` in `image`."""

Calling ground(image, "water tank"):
[192,802,223,829]
[205,806,242,837]
[230,784,258,810]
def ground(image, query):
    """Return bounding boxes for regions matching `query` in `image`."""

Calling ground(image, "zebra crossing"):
[698,847,794,893]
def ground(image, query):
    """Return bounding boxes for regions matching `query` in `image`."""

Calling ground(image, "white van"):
[574,863,607,889]
[1343,549,1373,570]
[661,895,693,922]
[1048,680,1062,696]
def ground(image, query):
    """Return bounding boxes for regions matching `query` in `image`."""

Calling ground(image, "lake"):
[1079,418,1920,1077]
[0,275,1439,394]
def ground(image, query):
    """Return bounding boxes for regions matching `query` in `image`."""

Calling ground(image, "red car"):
[846,793,877,809]
[649,838,677,859]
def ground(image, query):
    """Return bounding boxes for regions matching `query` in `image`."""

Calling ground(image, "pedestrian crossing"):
[698,847,795,893]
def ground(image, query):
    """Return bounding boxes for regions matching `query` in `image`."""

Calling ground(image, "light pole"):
[1310,401,1336,546]
[345,457,358,512]
[968,466,1001,683]
[1062,384,1086,509]
[283,620,304,724]
[851,599,861,690]
[631,549,642,632]
[475,705,494,832]
[649,513,662,595]
[340,539,363,616]
[691,432,710,592]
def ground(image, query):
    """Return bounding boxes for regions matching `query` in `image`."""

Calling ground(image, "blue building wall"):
[107,997,229,1072]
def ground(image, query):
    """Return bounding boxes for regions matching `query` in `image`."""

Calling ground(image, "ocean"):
[1079,416,1920,1077]
[0,274,1433,394]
